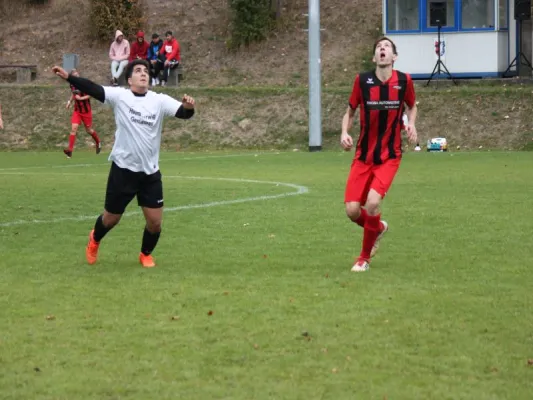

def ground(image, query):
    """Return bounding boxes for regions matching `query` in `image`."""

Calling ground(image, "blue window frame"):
[385,0,505,33]
[498,0,508,30]
[460,0,495,31]
[386,0,420,33]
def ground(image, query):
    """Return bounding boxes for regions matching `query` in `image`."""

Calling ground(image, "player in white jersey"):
[52,60,195,268]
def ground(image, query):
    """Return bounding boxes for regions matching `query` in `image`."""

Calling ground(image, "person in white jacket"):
[109,30,130,86]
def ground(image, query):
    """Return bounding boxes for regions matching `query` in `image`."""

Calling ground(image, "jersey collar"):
[131,90,147,97]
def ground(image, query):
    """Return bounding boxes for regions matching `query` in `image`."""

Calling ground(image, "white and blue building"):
[383,0,527,78]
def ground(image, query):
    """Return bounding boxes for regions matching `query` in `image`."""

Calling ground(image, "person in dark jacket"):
[147,33,164,86]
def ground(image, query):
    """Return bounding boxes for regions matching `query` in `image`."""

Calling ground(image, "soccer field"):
[0,150,532,399]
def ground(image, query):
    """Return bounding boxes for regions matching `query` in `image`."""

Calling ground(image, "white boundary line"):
[0,175,308,228]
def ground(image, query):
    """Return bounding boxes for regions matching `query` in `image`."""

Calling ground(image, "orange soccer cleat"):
[139,253,156,268]
[85,230,100,265]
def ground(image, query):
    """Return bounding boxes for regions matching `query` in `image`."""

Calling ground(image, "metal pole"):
[308,0,322,151]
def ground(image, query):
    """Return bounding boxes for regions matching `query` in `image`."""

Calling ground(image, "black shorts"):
[104,162,164,215]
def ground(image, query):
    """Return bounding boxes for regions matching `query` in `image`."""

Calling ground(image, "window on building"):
[426,0,455,28]
[499,0,508,29]
[387,0,420,31]
[462,0,495,29]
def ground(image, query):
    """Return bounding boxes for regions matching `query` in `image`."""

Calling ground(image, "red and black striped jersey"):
[349,70,415,164]
[70,84,92,114]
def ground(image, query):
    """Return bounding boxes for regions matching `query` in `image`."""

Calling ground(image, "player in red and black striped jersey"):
[341,37,418,272]
[64,69,101,158]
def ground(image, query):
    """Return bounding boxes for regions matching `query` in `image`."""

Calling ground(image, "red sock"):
[354,208,368,228]
[68,134,76,151]
[355,208,385,231]
[89,130,100,144]
[360,214,381,260]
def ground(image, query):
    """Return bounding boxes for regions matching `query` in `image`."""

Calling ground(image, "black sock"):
[93,214,112,242]
[141,228,161,255]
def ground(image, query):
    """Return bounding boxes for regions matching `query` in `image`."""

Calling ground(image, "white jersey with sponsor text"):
[104,87,181,175]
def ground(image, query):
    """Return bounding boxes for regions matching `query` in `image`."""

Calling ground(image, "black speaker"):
[515,0,531,21]
[429,2,447,26]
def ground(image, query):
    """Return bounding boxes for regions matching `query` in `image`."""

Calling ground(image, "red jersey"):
[70,84,92,114]
[349,70,415,164]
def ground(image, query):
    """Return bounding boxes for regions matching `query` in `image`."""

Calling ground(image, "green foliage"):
[89,0,145,42]
[228,0,273,49]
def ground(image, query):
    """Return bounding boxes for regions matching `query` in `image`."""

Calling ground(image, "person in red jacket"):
[159,30,180,86]
[129,31,150,62]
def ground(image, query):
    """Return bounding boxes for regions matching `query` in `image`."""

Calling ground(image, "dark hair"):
[125,59,150,79]
[165,30,173,36]
[373,36,398,55]
[152,33,159,39]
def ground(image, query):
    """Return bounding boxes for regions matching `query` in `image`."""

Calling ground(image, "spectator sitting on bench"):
[147,33,164,86]
[109,30,130,86]
[159,30,180,86]
[129,31,149,63]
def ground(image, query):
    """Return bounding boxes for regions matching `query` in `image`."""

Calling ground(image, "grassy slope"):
[0,0,382,87]
[0,84,532,151]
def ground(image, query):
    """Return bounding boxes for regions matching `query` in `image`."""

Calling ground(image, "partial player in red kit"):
[64,69,101,158]
[341,37,418,272]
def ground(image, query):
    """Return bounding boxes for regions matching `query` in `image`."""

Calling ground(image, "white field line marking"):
[0,152,283,172]
[0,175,308,228]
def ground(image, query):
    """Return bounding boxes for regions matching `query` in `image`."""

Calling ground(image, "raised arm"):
[68,76,105,103]
[52,66,105,103]
[175,94,195,119]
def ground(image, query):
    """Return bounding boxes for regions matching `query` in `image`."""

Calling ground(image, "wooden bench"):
[0,64,38,83]
[166,62,184,86]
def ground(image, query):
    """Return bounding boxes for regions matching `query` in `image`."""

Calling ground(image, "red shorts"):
[344,158,401,204]
[71,111,92,127]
